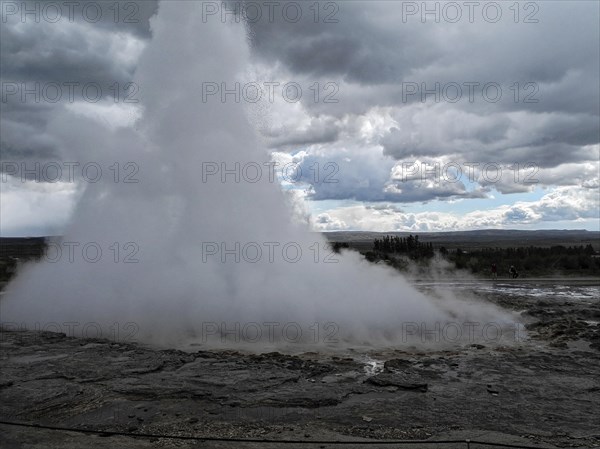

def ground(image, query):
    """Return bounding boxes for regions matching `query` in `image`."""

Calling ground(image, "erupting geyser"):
[1,1,515,349]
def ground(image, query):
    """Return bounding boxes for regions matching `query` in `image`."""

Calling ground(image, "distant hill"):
[2,231,598,255]
[321,229,600,251]
[1,232,598,283]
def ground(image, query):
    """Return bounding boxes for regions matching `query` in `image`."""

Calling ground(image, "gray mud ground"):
[1,280,599,448]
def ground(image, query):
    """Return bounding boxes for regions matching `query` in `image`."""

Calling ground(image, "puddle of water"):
[418,282,600,301]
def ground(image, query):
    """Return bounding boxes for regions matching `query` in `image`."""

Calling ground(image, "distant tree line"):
[446,244,599,276]
[373,234,434,260]
[0,237,47,283]
[329,242,350,253]
[362,234,599,276]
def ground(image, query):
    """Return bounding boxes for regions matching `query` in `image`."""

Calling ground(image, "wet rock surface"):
[1,284,600,448]
[479,283,600,350]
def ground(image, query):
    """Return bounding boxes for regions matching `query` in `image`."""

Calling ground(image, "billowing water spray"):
[1,2,515,349]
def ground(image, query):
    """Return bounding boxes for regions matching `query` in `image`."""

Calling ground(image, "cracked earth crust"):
[1,284,599,448]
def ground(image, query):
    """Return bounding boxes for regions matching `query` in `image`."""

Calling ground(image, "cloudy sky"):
[1,0,599,236]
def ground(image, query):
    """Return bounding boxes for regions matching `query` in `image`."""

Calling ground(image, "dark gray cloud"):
[245,1,599,197]
[1,0,598,232]
[238,0,599,206]
[246,1,599,107]
[262,116,340,147]
[379,108,599,165]
[1,1,156,171]
[246,2,442,84]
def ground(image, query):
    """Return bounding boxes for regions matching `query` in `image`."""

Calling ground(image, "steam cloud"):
[1,2,515,350]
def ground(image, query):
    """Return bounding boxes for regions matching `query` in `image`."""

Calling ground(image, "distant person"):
[491,263,497,279]
[509,265,519,279]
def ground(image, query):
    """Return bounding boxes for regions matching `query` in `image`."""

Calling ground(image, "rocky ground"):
[1,281,599,448]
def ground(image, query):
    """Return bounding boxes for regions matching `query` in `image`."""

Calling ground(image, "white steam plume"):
[1,1,515,350]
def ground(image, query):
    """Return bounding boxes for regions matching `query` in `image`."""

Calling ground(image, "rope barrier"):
[0,420,555,448]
